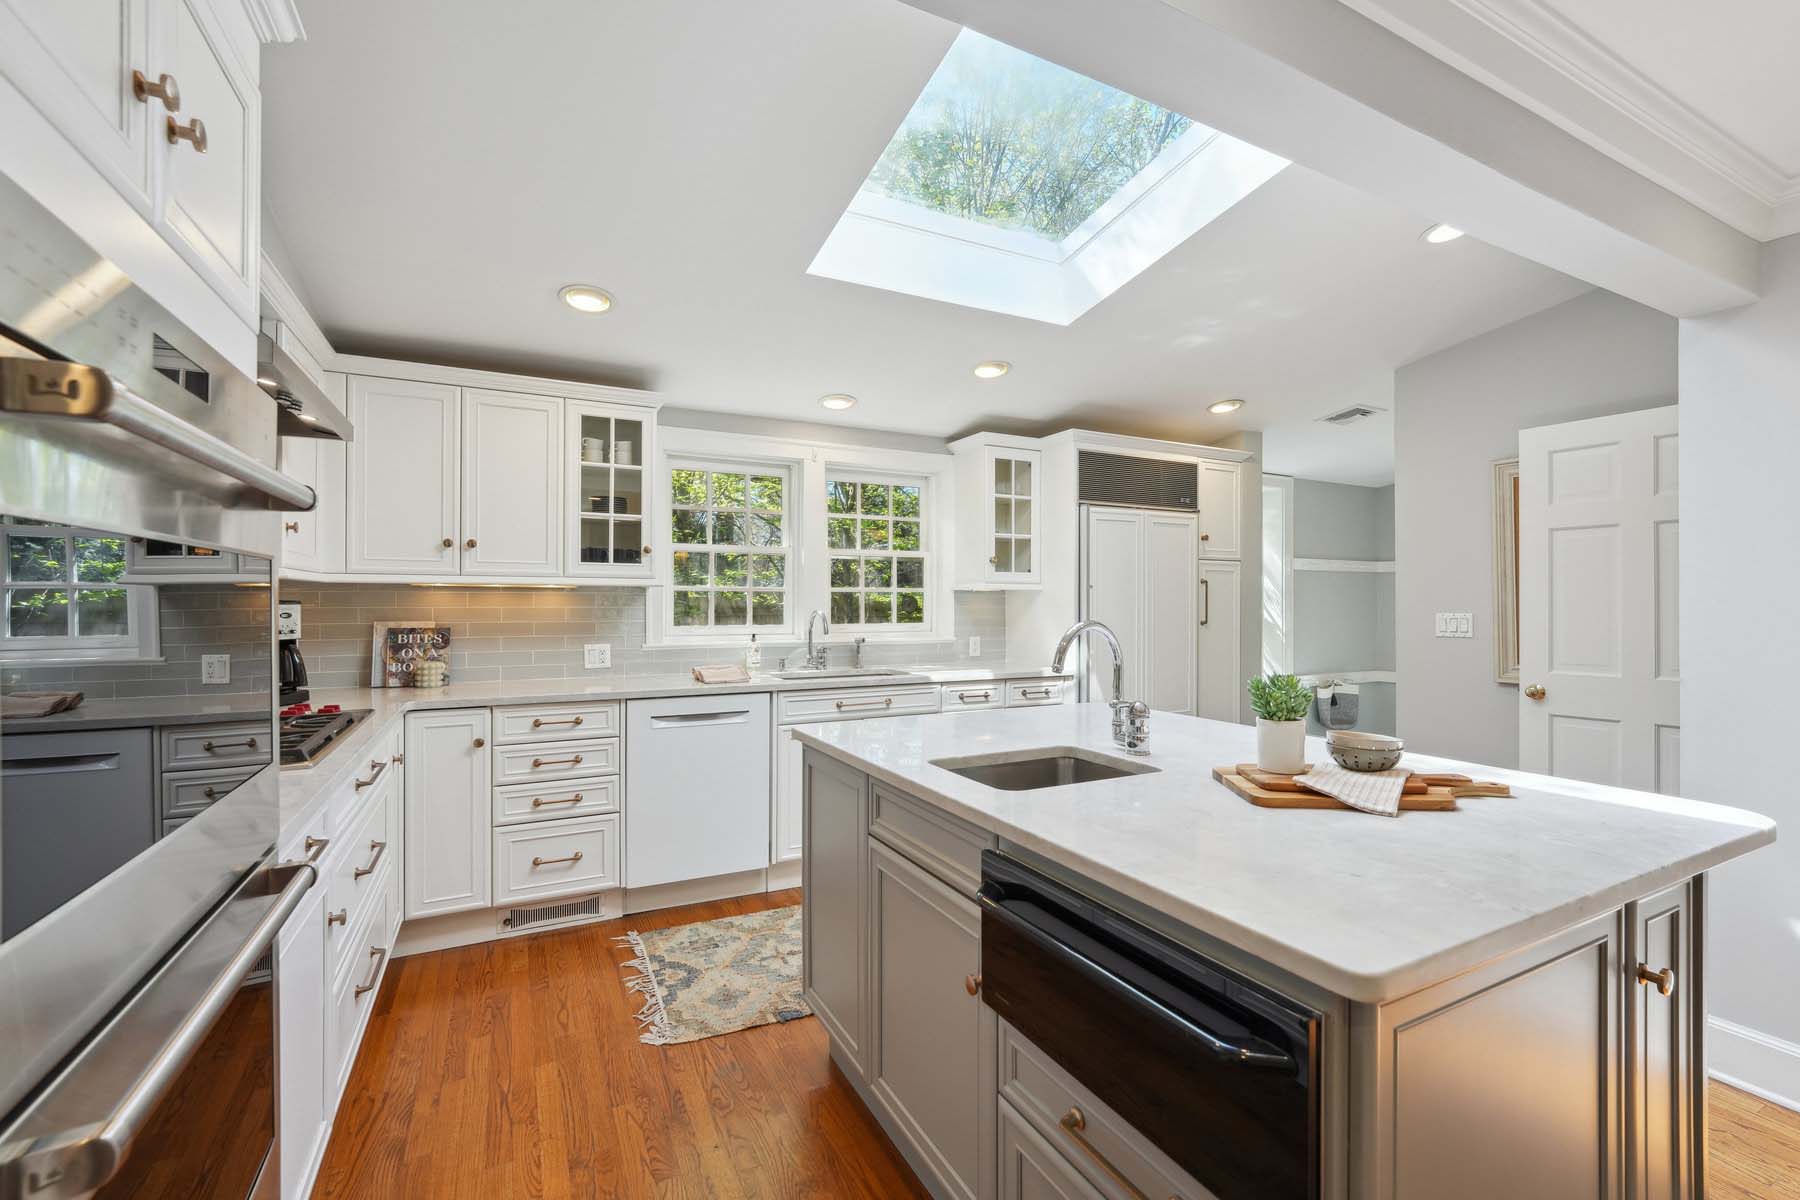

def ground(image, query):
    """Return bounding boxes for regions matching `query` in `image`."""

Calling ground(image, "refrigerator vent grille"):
[1077,450,1197,510]
[501,895,603,934]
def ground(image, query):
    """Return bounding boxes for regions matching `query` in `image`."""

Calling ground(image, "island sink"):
[930,748,1157,790]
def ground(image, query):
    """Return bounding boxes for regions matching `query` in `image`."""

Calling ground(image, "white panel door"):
[1197,460,1242,559]
[461,389,562,576]
[1081,507,1144,703]
[1198,558,1243,722]
[1519,406,1679,790]
[1142,512,1197,715]
[346,377,460,575]
[773,726,804,865]
[403,709,492,918]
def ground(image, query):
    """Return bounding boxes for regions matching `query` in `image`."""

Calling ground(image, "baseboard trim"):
[826,1038,949,1200]
[767,859,802,891]
[1709,1015,1800,1113]
[624,868,772,915]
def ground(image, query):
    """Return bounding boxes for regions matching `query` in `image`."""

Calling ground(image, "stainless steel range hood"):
[258,322,353,440]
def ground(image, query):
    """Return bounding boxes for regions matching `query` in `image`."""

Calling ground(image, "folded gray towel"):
[1317,688,1359,729]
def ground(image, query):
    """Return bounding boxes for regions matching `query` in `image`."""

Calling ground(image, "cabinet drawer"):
[160,765,259,820]
[999,1098,1105,1200]
[492,736,619,784]
[159,722,271,771]
[778,684,941,726]
[493,814,621,905]
[325,790,391,936]
[493,775,619,826]
[941,683,1004,711]
[328,891,392,1101]
[494,701,622,745]
[869,784,994,897]
[1005,679,1069,707]
[998,1019,1208,1200]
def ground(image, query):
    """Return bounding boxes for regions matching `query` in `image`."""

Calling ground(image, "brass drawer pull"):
[201,786,222,800]
[1200,577,1210,626]
[1019,686,1055,698]
[531,850,585,868]
[352,839,387,880]
[531,754,584,768]
[354,759,389,790]
[956,690,993,703]
[202,736,258,753]
[132,70,180,111]
[303,835,329,863]
[166,114,207,152]
[284,521,299,533]
[963,973,981,996]
[326,908,347,928]
[354,946,389,998]
[531,716,585,728]
[531,793,584,808]
[833,697,894,712]
[1635,963,1676,997]
[1058,1107,1151,1200]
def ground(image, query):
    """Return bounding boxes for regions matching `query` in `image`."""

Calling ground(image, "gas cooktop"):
[279,708,371,766]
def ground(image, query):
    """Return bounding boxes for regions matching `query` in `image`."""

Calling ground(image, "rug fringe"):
[615,930,675,1045]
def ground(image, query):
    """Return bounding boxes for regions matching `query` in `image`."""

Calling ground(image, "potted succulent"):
[1247,673,1311,774]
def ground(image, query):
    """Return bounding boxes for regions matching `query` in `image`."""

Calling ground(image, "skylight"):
[809,30,1289,324]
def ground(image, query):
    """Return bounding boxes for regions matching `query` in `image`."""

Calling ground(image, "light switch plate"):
[1434,612,1474,639]
[968,635,981,658]
[200,654,230,684]
[584,643,611,670]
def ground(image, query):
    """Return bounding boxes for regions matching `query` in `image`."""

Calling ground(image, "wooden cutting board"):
[1230,764,1511,798]
[1213,765,1462,811]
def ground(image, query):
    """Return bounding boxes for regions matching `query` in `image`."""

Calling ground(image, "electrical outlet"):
[967,635,981,658]
[200,654,231,685]
[584,643,611,670]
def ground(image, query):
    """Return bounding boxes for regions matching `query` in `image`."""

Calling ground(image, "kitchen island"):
[793,702,1774,1200]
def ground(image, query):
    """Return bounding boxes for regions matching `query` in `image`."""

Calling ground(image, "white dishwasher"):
[625,693,772,889]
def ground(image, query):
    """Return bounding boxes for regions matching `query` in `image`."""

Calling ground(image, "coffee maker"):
[277,600,308,704]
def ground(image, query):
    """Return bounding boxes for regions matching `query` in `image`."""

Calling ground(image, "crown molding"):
[243,0,305,44]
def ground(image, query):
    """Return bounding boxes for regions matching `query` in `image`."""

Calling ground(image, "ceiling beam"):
[898,0,1760,316]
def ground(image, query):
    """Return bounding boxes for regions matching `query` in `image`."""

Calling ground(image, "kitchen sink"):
[931,750,1159,791]
[774,667,927,681]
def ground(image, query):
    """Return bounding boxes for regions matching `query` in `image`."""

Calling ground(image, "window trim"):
[660,457,799,642]
[823,467,932,633]
[1,526,160,663]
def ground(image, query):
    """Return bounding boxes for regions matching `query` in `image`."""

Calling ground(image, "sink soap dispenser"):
[745,634,762,672]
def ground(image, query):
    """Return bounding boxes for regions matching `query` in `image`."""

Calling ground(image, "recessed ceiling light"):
[1420,223,1465,245]
[559,284,614,313]
[1208,398,1244,414]
[819,394,856,411]
[973,360,1011,379]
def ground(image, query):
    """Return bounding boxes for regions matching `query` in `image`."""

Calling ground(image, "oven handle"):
[977,885,1295,1072]
[0,860,317,1198]
[0,358,316,512]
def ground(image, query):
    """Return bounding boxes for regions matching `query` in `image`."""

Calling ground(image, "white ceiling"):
[262,0,1590,486]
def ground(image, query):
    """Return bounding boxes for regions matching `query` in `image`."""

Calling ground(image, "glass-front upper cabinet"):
[565,400,657,579]
[950,434,1042,588]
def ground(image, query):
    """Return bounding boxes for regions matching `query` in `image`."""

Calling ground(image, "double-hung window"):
[826,474,928,627]
[1,524,156,661]
[668,462,793,633]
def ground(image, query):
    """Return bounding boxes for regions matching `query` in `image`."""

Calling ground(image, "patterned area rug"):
[617,906,811,1045]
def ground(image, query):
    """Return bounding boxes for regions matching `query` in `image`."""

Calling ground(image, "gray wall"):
[1392,289,1677,766]
[1289,478,1395,736]
[284,585,1007,691]
[1680,233,1800,1105]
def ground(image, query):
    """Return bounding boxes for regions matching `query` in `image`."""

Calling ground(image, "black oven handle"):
[977,885,1296,1073]
[0,859,316,1199]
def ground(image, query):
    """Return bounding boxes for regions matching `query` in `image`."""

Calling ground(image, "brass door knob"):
[465,538,477,549]
[441,537,454,548]
[964,973,982,996]
[1635,963,1676,997]
[1524,684,1546,701]
[284,521,299,533]
[132,70,180,111]
[166,115,207,152]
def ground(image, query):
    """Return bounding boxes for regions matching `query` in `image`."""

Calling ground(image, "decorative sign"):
[371,621,451,688]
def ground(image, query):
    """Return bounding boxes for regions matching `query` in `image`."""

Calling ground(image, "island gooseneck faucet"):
[1049,619,1150,754]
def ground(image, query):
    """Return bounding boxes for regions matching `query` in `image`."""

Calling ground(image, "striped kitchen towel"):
[1296,760,1411,817]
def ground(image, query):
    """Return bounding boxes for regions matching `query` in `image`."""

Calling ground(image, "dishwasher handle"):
[648,710,751,728]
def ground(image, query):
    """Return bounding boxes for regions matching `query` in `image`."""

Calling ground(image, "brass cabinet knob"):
[1200,532,1210,541]
[642,544,652,555]
[441,537,454,548]
[964,973,982,997]
[473,737,486,748]
[1524,684,1546,701]
[133,70,181,111]
[465,538,477,549]
[1635,963,1676,997]
[166,115,207,152]
[284,521,300,533]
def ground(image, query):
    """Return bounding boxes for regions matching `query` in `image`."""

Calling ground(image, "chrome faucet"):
[1050,619,1151,755]
[805,609,830,671]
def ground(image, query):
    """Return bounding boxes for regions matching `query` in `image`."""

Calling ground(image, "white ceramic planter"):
[1255,718,1307,774]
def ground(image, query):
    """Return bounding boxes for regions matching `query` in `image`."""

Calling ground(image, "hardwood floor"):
[315,889,1800,1199]
[314,888,929,1200]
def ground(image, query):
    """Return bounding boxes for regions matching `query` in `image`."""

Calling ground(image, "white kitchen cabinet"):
[276,876,329,1200]
[951,434,1043,589]
[1196,459,1242,559]
[346,376,461,576]
[1081,506,1144,704]
[462,388,563,576]
[566,398,655,579]
[774,727,806,865]
[1081,507,1221,717]
[279,434,346,574]
[1197,558,1242,723]
[492,813,621,905]
[1142,512,1197,716]
[802,751,870,1077]
[403,708,492,918]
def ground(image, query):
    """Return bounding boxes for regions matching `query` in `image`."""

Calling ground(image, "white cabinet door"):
[403,708,492,918]
[158,0,259,320]
[802,751,869,1077]
[0,0,154,208]
[1197,559,1242,723]
[773,725,804,865]
[566,399,655,579]
[347,377,460,575]
[1627,883,1693,1200]
[986,446,1041,586]
[461,388,562,576]
[1081,507,1143,703]
[279,435,345,574]
[1142,512,1196,715]
[1197,460,1241,559]
[276,882,329,1200]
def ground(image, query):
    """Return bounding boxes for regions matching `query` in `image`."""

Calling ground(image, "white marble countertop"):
[276,665,1070,845]
[791,703,1776,1004]
[1,695,269,732]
